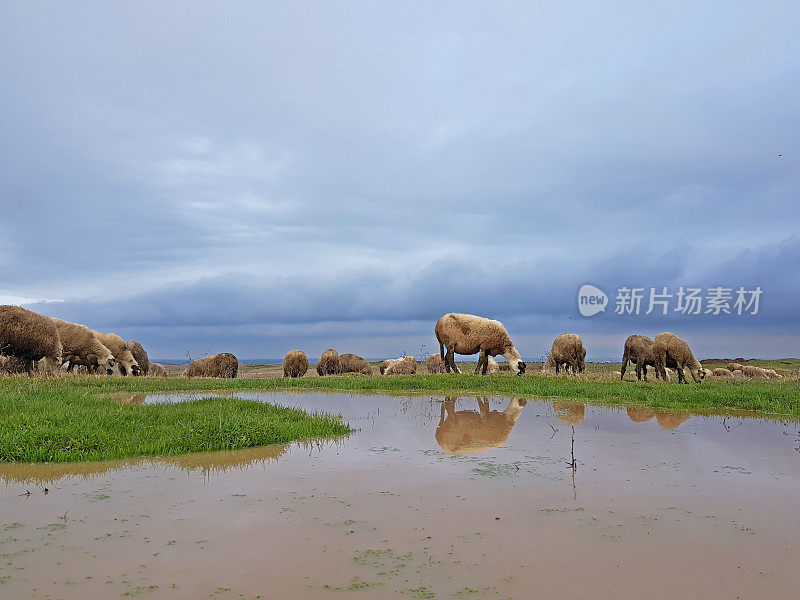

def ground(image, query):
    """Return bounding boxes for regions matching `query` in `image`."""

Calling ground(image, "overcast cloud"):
[1,2,798,360]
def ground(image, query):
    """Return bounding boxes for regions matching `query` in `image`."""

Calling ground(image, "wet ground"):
[1,392,799,599]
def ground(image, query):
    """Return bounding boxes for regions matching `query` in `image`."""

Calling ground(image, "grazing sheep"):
[434,313,526,376]
[49,318,114,374]
[282,350,309,378]
[384,356,417,375]
[741,365,769,379]
[0,305,62,374]
[124,341,150,375]
[94,332,140,376]
[316,349,342,376]
[185,353,238,378]
[435,397,526,454]
[147,362,169,377]
[486,356,501,373]
[379,359,392,375]
[652,332,706,384]
[712,368,734,378]
[727,362,745,372]
[339,353,372,375]
[732,369,746,380]
[0,355,29,374]
[553,401,585,425]
[426,353,446,374]
[620,334,659,382]
[547,333,585,375]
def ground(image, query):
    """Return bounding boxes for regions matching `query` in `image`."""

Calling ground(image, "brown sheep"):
[435,313,526,375]
[485,356,501,373]
[712,368,733,378]
[316,349,341,376]
[435,397,526,454]
[339,353,372,375]
[652,332,706,384]
[384,356,417,375]
[185,353,238,378]
[124,340,150,375]
[146,362,169,377]
[546,333,585,375]
[0,305,62,374]
[620,334,659,381]
[426,353,446,374]
[727,362,745,371]
[94,332,140,376]
[50,318,115,374]
[282,350,309,378]
[0,355,30,374]
[379,359,392,375]
[732,369,746,380]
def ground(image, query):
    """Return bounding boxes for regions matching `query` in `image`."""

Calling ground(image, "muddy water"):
[1,393,799,600]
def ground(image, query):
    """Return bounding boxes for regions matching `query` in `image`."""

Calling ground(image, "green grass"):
[0,377,350,463]
[2,368,799,463]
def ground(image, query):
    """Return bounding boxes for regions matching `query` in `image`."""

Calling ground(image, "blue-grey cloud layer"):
[2,2,799,360]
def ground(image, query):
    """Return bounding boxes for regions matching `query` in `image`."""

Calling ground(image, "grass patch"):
[0,377,350,463]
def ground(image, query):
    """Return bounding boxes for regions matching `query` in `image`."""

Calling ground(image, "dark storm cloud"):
[2,2,800,358]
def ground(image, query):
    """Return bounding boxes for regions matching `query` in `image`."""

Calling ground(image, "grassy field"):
[2,360,798,463]
[0,377,350,463]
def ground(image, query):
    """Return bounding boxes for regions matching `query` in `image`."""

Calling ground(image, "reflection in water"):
[553,402,585,426]
[435,397,526,455]
[625,407,692,429]
[655,412,691,430]
[0,444,289,486]
[627,407,656,423]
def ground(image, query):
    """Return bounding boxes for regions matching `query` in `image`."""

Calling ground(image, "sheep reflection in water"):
[435,397,526,455]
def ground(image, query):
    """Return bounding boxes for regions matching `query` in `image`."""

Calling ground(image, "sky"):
[1,2,798,361]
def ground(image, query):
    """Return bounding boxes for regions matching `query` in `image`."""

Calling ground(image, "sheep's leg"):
[478,397,490,417]
[642,364,648,382]
[677,366,685,383]
[635,362,642,381]
[474,351,486,375]
[447,348,460,374]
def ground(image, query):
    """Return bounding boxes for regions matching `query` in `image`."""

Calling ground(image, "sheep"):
[94,332,140,376]
[124,340,150,375]
[426,353,446,374]
[339,353,372,375]
[485,356,501,373]
[185,353,238,378]
[0,355,29,374]
[282,350,309,378]
[379,359,392,375]
[435,397,526,454]
[147,362,169,377]
[712,368,734,378]
[732,369,746,380]
[741,365,769,379]
[384,356,417,375]
[316,349,341,376]
[434,313,526,376]
[546,333,585,375]
[620,334,658,381]
[727,362,745,371]
[0,305,62,374]
[47,318,114,374]
[652,332,706,384]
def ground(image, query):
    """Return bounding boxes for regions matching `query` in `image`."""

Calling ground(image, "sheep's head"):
[516,361,526,376]
[96,350,115,374]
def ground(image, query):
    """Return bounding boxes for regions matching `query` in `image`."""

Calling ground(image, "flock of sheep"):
[0,306,783,382]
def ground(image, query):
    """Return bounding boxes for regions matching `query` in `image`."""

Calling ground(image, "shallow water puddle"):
[1,392,799,599]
